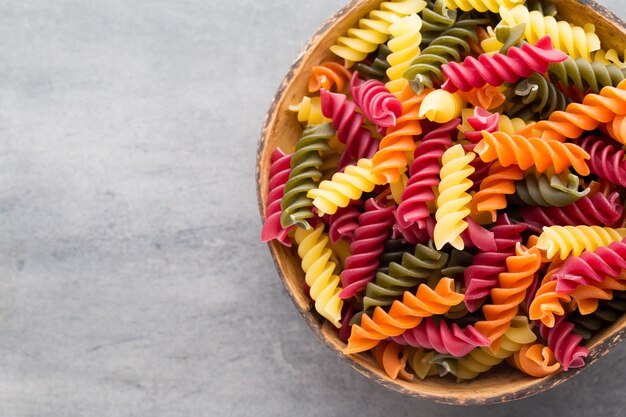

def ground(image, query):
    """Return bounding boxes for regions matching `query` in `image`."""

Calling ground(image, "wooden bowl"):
[256,0,626,405]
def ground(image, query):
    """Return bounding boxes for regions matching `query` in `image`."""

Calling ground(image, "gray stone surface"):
[0,0,625,415]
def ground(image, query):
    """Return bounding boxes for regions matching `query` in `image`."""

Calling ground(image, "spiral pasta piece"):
[280,123,335,229]
[308,158,386,216]
[473,244,541,343]
[308,62,352,93]
[579,135,626,187]
[510,344,561,377]
[340,199,395,299]
[529,278,571,327]
[571,291,626,340]
[535,225,626,260]
[500,5,600,59]
[434,144,475,250]
[445,316,537,380]
[592,48,626,69]
[514,170,589,207]
[392,317,490,357]
[444,0,525,13]
[419,89,463,123]
[456,85,506,111]
[328,201,362,244]
[397,120,457,228]
[353,44,392,81]
[294,226,344,327]
[549,56,626,94]
[539,316,588,371]
[372,84,427,184]
[552,238,626,293]
[289,96,329,125]
[374,340,414,380]
[320,89,380,169]
[475,131,590,175]
[386,13,423,94]
[570,275,626,315]
[403,13,490,91]
[345,277,464,353]
[331,0,427,66]
[607,114,626,145]
[377,238,413,274]
[464,214,526,312]
[351,73,403,130]
[520,191,623,231]
[472,162,524,222]
[441,36,567,92]
[505,72,570,120]
[525,80,626,141]
[459,107,500,144]
[364,243,449,310]
[261,148,294,246]
[407,348,441,379]
[420,0,457,45]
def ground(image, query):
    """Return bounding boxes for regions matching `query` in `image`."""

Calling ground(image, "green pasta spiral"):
[505,72,570,120]
[512,170,590,207]
[420,0,458,46]
[363,243,449,310]
[403,13,490,93]
[352,44,392,81]
[571,292,626,340]
[280,123,335,229]
[548,57,626,94]
[377,238,414,274]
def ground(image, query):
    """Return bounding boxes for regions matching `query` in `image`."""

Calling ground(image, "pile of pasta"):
[261,0,626,381]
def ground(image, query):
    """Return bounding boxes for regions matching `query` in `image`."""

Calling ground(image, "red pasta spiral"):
[396,120,457,229]
[261,148,294,246]
[328,201,363,244]
[339,198,395,299]
[579,134,626,187]
[441,36,567,92]
[464,214,526,312]
[350,72,402,129]
[320,89,380,169]
[520,191,623,231]
[391,317,490,357]
[338,303,356,343]
[538,316,588,371]
[552,238,626,293]
[392,213,434,245]
[464,107,500,143]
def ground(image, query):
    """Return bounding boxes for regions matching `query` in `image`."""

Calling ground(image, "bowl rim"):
[256,0,626,405]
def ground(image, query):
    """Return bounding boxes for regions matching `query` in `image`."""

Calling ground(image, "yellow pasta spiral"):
[454,316,537,380]
[289,96,329,125]
[294,226,344,327]
[308,158,386,215]
[444,0,525,13]
[331,0,427,66]
[386,13,422,94]
[499,5,601,60]
[419,89,463,123]
[434,144,475,250]
[592,48,626,69]
[536,225,626,260]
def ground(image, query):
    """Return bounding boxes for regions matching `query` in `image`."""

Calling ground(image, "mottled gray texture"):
[0,0,625,416]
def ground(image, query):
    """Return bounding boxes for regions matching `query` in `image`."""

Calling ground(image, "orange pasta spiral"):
[308,62,353,93]
[471,162,524,223]
[345,278,464,354]
[474,244,542,343]
[529,276,572,328]
[373,340,414,380]
[570,275,626,315]
[372,85,428,183]
[523,80,626,141]
[475,131,590,176]
[456,85,505,110]
[510,344,561,377]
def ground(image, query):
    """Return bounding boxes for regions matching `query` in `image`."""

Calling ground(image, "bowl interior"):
[256,0,626,405]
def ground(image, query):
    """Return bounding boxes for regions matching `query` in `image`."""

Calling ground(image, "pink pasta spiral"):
[339,198,395,299]
[441,36,567,92]
[328,201,363,244]
[579,134,626,187]
[320,89,380,169]
[464,107,500,143]
[392,213,434,245]
[261,148,294,246]
[520,191,623,231]
[552,238,626,293]
[391,317,490,357]
[396,120,458,228]
[350,72,402,130]
[538,316,589,371]
[464,214,526,312]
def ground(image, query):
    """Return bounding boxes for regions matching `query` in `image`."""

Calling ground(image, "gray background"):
[0,0,624,416]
